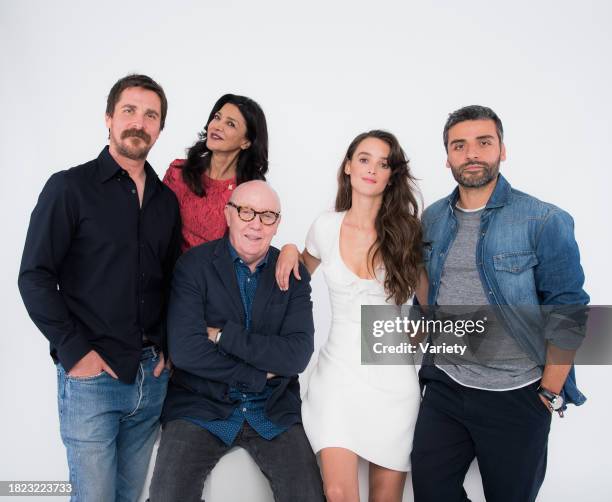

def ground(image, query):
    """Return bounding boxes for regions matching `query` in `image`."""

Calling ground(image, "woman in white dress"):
[276,130,427,502]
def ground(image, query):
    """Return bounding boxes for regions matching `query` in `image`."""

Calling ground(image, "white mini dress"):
[301,211,421,472]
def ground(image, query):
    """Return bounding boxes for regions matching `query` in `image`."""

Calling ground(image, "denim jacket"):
[421,174,589,407]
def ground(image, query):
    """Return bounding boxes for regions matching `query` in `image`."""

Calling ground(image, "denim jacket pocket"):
[493,251,538,273]
[492,251,539,304]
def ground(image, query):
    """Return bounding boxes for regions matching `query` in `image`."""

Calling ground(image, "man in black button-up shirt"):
[18,74,181,501]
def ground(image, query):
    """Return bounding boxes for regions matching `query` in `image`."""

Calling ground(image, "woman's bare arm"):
[275,244,321,291]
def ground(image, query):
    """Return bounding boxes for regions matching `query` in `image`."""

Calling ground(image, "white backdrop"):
[1,1,611,500]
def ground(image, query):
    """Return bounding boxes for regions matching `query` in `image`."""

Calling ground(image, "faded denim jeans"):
[56,346,169,501]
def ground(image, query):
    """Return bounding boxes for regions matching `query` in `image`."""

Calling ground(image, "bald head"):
[229,180,281,213]
[224,180,282,271]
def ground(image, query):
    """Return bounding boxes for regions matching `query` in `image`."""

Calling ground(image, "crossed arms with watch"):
[206,326,276,380]
[162,235,315,422]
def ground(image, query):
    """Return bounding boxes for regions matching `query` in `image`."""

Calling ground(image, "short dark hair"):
[106,74,168,130]
[443,105,503,151]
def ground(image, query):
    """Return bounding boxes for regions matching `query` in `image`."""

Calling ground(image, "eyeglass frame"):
[226,201,281,226]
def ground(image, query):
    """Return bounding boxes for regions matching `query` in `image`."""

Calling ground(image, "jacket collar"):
[212,237,280,326]
[445,173,512,212]
[212,238,244,320]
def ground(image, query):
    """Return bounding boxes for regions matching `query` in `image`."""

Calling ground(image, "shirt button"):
[242,407,247,412]
[488,291,493,295]
[247,278,250,282]
[131,189,136,194]
[242,394,247,398]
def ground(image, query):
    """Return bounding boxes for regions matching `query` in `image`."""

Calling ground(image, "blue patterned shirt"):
[186,242,288,445]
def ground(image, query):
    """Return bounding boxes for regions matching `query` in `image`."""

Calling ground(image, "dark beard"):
[117,129,152,161]
[450,158,500,188]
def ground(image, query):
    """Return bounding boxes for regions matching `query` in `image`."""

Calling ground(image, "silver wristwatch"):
[537,386,564,417]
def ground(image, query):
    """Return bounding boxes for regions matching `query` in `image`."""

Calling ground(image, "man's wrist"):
[539,374,564,395]
[537,385,564,412]
[540,382,562,394]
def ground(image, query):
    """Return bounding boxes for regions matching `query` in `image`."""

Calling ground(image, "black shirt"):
[18,147,181,383]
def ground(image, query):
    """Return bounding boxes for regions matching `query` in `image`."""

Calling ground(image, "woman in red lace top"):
[163,94,268,252]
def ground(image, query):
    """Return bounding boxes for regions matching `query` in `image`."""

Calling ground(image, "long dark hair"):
[335,130,423,305]
[182,94,268,196]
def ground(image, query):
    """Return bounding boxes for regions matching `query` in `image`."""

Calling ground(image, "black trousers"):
[411,366,552,502]
[149,419,324,502]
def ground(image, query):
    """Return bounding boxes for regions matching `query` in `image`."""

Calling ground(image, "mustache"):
[121,128,151,143]
[460,161,489,169]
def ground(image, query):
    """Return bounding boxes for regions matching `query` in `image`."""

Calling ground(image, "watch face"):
[551,395,564,411]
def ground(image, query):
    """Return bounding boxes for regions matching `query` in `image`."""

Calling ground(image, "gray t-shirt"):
[434,206,541,390]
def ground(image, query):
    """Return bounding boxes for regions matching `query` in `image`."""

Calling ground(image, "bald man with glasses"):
[149,181,324,502]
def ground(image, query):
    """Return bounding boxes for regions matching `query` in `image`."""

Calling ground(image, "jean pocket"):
[66,371,106,382]
[526,383,552,417]
[158,367,171,380]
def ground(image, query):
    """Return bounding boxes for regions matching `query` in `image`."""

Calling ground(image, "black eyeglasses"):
[227,201,280,225]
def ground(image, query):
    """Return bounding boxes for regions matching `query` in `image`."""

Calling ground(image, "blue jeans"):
[56,347,169,502]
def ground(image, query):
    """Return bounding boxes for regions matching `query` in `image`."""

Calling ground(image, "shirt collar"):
[227,240,269,271]
[96,145,158,185]
[484,173,511,208]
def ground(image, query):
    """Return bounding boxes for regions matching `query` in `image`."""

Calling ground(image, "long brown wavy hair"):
[335,130,423,305]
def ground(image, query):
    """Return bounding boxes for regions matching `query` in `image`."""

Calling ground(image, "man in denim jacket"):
[410,105,589,502]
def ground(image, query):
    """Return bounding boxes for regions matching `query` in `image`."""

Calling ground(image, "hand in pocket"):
[68,350,118,379]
